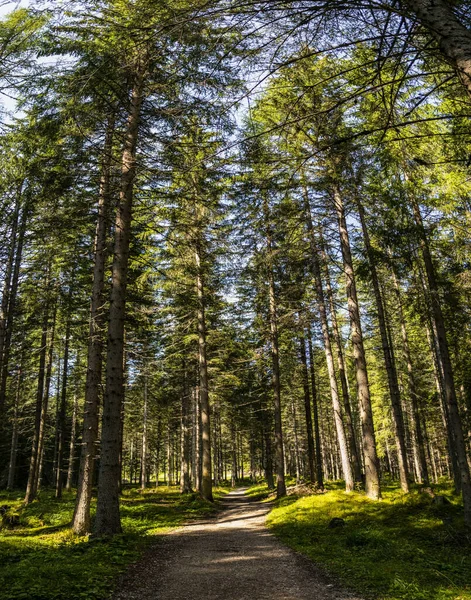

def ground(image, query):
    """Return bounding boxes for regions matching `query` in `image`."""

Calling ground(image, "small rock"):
[328,517,346,529]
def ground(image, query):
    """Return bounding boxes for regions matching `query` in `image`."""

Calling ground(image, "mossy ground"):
[0,485,227,600]
[265,480,471,600]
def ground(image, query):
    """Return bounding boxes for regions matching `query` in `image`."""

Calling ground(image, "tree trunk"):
[7,364,22,490]
[411,197,471,524]
[73,111,115,534]
[302,188,354,491]
[333,185,381,499]
[392,269,429,485]
[402,0,471,97]
[356,196,409,492]
[194,386,202,492]
[307,332,324,490]
[56,318,71,499]
[261,195,286,498]
[66,391,79,491]
[299,335,316,483]
[195,243,213,501]
[319,231,363,483]
[140,376,148,490]
[95,74,144,536]
[0,202,28,413]
[37,305,57,492]
[231,422,237,487]
[180,367,192,493]
[291,395,301,484]
[0,190,20,413]
[25,301,49,505]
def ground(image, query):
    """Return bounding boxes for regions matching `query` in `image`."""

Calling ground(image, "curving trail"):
[112,488,363,600]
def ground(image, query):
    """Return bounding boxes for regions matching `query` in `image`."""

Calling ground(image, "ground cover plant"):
[266,482,471,600]
[0,486,226,600]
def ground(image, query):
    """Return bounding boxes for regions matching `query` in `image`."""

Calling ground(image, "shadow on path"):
[112,488,363,600]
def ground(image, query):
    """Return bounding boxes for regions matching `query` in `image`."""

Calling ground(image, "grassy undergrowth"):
[0,485,226,600]
[266,481,471,600]
[244,477,298,501]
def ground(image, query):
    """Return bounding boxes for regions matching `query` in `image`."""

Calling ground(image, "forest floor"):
[0,485,227,600]
[265,481,471,600]
[2,482,470,600]
[112,487,362,600]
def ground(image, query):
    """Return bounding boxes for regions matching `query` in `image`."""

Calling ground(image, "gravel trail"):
[112,488,363,600]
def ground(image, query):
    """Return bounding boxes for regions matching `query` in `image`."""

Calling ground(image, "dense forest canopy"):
[0,0,470,539]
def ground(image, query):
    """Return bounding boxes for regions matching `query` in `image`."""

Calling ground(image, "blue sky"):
[0,1,27,17]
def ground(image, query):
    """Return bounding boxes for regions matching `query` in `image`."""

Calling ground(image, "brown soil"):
[112,488,363,600]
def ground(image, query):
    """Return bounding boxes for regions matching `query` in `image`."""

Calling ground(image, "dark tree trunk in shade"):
[73,111,115,534]
[0,201,28,413]
[7,363,23,490]
[56,318,71,499]
[66,391,79,491]
[307,332,324,490]
[25,297,50,505]
[195,242,213,502]
[140,377,148,489]
[180,366,192,494]
[37,305,57,491]
[411,198,471,524]
[0,191,20,413]
[392,269,429,486]
[299,335,316,483]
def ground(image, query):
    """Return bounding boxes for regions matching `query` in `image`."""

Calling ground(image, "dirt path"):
[113,488,363,600]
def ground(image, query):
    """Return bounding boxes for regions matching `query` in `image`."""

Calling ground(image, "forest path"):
[112,488,362,600]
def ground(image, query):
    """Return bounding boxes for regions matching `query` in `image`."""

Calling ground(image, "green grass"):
[266,481,471,600]
[244,476,299,501]
[0,485,226,600]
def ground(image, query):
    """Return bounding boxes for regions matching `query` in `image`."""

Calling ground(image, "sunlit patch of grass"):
[0,485,227,600]
[266,483,471,600]
[245,476,298,501]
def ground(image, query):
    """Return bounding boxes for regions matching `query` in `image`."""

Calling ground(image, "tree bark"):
[7,364,22,490]
[0,190,20,413]
[319,231,363,483]
[73,111,115,534]
[307,332,324,490]
[140,376,148,490]
[299,335,316,483]
[392,269,429,485]
[56,318,71,499]
[411,196,471,525]
[333,185,381,499]
[95,73,145,536]
[0,201,28,412]
[24,296,50,504]
[402,0,471,97]
[37,304,57,492]
[180,366,192,493]
[302,189,354,491]
[261,195,286,498]
[66,391,79,491]
[355,195,409,492]
[195,242,213,501]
